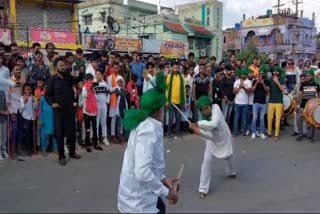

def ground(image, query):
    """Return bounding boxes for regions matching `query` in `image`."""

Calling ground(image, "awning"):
[185,24,214,38]
[163,20,188,34]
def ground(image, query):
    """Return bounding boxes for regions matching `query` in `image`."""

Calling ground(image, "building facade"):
[223,27,240,56]
[240,10,317,62]
[176,0,223,61]
[1,0,81,50]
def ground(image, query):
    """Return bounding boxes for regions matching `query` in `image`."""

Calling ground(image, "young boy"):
[34,78,45,151]
[143,62,156,93]
[82,73,103,152]
[189,95,236,199]
[126,74,139,109]
[114,75,128,144]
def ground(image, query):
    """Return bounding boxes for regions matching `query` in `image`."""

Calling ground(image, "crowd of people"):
[0,41,319,165]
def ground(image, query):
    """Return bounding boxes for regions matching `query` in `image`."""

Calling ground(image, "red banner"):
[31,29,76,45]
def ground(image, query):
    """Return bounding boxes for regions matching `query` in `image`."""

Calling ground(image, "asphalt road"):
[1,127,320,213]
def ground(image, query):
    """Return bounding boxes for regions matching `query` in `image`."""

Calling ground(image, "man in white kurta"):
[190,95,236,199]
[118,72,178,213]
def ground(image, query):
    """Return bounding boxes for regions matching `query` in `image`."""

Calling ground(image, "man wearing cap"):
[295,69,320,142]
[233,68,252,135]
[118,72,178,213]
[189,95,236,200]
[267,66,286,140]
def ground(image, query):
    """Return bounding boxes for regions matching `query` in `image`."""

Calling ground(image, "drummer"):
[295,69,320,142]
[189,96,236,200]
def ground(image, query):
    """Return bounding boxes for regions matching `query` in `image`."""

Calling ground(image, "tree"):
[237,39,268,64]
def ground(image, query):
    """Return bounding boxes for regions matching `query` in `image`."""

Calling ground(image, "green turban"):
[198,96,212,110]
[124,72,167,131]
[237,67,251,77]
[307,69,315,76]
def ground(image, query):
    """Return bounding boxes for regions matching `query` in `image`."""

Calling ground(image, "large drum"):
[283,94,295,116]
[303,99,320,128]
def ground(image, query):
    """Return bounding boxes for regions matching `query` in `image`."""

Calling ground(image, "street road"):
[1,128,320,213]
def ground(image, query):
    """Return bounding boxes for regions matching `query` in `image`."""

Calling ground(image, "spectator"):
[45,57,82,166]
[210,56,217,76]
[185,63,195,87]
[212,67,223,109]
[16,56,27,82]
[295,59,304,83]
[246,69,254,136]
[126,74,139,109]
[65,52,74,69]
[34,77,45,150]
[20,83,37,156]
[291,74,306,136]
[82,73,103,152]
[44,43,55,66]
[98,50,109,73]
[229,54,237,71]
[130,51,145,95]
[94,69,110,146]
[233,68,252,136]
[192,64,212,121]
[107,62,121,144]
[221,64,235,125]
[114,75,128,144]
[86,55,99,82]
[166,61,185,139]
[105,52,122,79]
[160,56,166,65]
[267,66,286,140]
[194,56,205,75]
[249,57,260,78]
[8,42,20,71]
[26,42,41,68]
[8,64,23,158]
[295,69,320,142]
[48,51,59,76]
[187,52,195,65]
[39,85,57,155]
[122,54,131,84]
[251,72,270,139]
[74,48,86,68]
[181,84,193,133]
[143,62,156,93]
[27,51,50,90]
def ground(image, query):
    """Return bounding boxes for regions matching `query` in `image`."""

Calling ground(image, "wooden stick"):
[174,164,184,192]
[171,103,191,125]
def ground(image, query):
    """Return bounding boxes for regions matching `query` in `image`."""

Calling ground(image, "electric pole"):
[273,0,285,60]
[292,0,303,61]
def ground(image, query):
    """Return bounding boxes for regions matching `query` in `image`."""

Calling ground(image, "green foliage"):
[237,40,268,64]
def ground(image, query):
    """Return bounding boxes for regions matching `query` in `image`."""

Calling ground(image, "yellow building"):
[8,0,82,50]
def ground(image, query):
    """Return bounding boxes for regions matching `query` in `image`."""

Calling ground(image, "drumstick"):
[7,115,10,159]
[171,103,191,125]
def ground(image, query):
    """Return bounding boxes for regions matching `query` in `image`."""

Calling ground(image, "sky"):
[140,0,320,30]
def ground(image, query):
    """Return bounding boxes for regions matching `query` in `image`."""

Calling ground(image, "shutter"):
[47,7,72,31]
[16,3,43,41]
[16,2,73,41]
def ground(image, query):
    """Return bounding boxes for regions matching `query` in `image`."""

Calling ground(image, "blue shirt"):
[130,61,146,86]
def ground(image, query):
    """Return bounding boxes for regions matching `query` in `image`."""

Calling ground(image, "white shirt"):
[194,64,199,75]
[185,74,194,87]
[8,77,23,114]
[94,81,110,109]
[295,66,303,84]
[20,95,37,120]
[118,117,169,213]
[197,104,233,158]
[233,79,252,105]
[143,73,156,93]
[86,64,96,81]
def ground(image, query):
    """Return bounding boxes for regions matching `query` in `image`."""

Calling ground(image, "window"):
[216,17,220,29]
[217,8,220,16]
[216,38,219,57]
[224,36,226,43]
[188,38,194,49]
[207,8,210,15]
[84,15,92,26]
[207,16,210,26]
[101,12,106,23]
